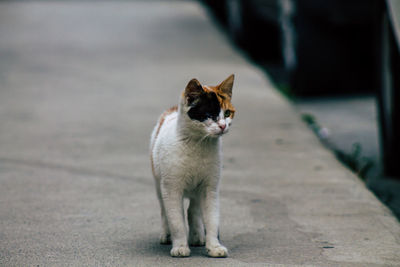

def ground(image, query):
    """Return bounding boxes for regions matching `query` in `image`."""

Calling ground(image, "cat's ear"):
[218,74,234,98]
[185,78,204,105]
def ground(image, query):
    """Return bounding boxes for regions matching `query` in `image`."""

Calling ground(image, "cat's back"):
[150,105,178,152]
[150,106,179,178]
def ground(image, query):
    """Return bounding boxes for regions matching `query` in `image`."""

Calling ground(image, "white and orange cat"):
[150,75,235,258]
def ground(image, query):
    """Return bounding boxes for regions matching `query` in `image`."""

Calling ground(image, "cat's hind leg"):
[188,197,205,246]
[156,182,171,244]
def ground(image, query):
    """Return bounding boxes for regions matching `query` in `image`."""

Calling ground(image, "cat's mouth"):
[207,131,223,138]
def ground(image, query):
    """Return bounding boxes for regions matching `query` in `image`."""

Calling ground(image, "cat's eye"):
[224,110,231,117]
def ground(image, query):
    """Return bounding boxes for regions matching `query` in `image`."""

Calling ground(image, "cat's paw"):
[170,246,191,257]
[160,233,171,245]
[206,245,228,258]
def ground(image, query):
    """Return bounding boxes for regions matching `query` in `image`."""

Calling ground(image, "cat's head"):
[180,75,235,138]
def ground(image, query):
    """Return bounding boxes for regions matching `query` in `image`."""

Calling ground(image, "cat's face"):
[183,75,235,137]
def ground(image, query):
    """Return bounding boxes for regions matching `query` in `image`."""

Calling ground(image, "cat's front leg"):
[162,185,190,257]
[201,185,228,258]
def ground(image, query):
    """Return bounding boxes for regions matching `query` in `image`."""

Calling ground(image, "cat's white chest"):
[178,142,220,191]
[153,116,221,192]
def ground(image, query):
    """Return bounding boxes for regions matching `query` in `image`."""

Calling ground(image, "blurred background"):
[200,0,400,218]
[0,0,398,218]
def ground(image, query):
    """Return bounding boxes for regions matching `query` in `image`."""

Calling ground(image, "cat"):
[150,75,235,258]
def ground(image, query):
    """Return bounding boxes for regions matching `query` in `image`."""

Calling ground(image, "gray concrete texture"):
[0,1,399,266]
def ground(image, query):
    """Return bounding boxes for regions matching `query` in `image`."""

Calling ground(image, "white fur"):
[150,95,231,258]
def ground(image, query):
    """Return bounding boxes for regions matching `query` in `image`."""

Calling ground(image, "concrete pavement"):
[0,1,399,266]
[296,95,400,220]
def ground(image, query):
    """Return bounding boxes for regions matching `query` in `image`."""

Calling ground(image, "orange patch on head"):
[182,75,235,118]
[202,85,235,118]
[203,74,235,118]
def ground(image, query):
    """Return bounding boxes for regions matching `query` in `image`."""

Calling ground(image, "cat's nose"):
[219,124,226,131]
